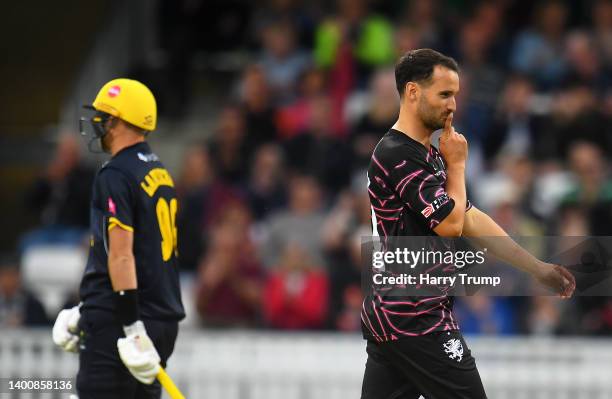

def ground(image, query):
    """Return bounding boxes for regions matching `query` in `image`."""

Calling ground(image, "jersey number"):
[156,198,178,261]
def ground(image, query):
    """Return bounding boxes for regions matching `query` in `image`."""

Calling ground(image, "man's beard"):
[101,134,112,153]
[417,96,446,131]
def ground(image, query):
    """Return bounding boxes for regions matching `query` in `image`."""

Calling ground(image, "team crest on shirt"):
[443,338,463,362]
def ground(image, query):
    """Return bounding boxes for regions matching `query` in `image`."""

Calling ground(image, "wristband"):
[115,289,139,326]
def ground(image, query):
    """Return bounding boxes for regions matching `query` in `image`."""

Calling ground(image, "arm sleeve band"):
[114,289,140,326]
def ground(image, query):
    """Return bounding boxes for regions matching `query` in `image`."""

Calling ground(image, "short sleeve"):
[97,168,135,232]
[388,149,455,225]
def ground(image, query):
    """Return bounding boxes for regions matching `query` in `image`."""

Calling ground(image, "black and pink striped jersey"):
[362,129,471,341]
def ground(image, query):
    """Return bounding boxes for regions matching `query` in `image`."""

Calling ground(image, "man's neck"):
[391,107,433,149]
[110,136,145,156]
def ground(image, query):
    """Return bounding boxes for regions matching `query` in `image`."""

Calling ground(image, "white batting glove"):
[117,321,160,385]
[52,305,81,353]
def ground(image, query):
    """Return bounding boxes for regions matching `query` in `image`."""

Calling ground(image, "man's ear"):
[405,82,418,101]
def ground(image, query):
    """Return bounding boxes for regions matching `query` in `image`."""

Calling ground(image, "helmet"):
[90,78,157,131]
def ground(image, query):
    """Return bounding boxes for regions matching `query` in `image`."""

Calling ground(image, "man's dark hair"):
[395,49,459,97]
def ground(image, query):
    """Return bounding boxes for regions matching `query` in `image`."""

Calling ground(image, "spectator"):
[560,141,612,207]
[0,255,49,328]
[394,25,422,56]
[208,105,250,185]
[194,206,264,328]
[313,0,395,133]
[564,30,610,96]
[245,144,287,221]
[313,0,395,72]
[329,225,368,332]
[261,174,326,268]
[592,0,612,68]
[484,75,531,161]
[239,65,279,150]
[455,17,505,167]
[526,296,562,335]
[22,133,94,249]
[175,144,228,272]
[263,242,329,329]
[510,0,568,89]
[349,68,399,172]
[258,20,311,104]
[496,156,547,224]
[322,173,370,254]
[177,143,247,271]
[284,95,352,192]
[276,66,328,139]
[322,176,369,331]
[468,1,511,67]
[398,0,442,51]
[484,75,555,163]
[543,83,612,159]
[487,193,543,238]
[249,0,317,49]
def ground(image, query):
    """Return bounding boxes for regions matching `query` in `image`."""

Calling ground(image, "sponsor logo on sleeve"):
[421,193,450,218]
[108,197,117,215]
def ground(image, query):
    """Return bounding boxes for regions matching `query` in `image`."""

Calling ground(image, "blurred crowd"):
[5,0,612,335]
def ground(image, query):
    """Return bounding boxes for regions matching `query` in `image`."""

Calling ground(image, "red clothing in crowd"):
[263,269,329,329]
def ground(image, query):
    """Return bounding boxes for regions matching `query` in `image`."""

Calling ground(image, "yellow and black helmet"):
[89,78,157,131]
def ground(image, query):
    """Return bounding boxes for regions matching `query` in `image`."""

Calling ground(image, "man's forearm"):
[109,253,138,291]
[435,166,467,236]
[446,166,466,210]
[462,207,542,275]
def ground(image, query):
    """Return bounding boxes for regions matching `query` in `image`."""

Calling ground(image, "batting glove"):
[117,321,160,385]
[52,305,81,353]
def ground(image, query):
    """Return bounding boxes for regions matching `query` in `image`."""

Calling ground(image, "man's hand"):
[532,262,576,298]
[117,321,161,385]
[438,113,468,169]
[433,112,468,237]
[52,305,81,353]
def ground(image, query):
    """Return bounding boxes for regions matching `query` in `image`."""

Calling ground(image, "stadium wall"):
[1,330,612,398]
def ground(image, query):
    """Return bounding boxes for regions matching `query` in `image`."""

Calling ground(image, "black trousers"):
[361,330,487,399]
[77,310,178,399]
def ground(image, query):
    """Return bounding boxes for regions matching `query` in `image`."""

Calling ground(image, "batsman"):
[52,78,185,398]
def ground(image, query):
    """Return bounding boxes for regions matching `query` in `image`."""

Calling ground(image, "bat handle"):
[157,367,186,399]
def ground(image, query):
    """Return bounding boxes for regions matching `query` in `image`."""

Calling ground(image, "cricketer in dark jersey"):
[361,129,487,399]
[362,129,471,339]
[77,141,185,398]
[80,141,184,320]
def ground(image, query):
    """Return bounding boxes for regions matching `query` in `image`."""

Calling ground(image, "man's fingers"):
[65,336,80,352]
[443,112,453,135]
[558,266,576,288]
[556,266,576,298]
